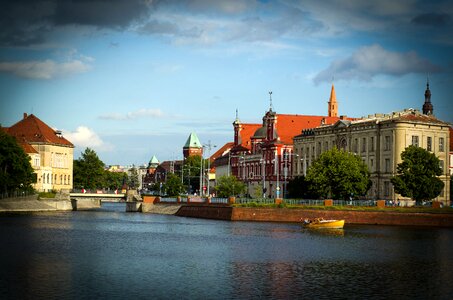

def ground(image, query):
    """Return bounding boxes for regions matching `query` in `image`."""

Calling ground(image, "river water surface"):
[1,203,452,299]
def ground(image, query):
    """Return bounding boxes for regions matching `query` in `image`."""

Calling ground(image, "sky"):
[1,0,452,166]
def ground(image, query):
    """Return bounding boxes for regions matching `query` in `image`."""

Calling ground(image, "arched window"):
[60,175,63,185]
[47,173,50,184]
[64,175,67,185]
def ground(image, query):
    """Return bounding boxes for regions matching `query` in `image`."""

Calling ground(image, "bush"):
[38,191,56,199]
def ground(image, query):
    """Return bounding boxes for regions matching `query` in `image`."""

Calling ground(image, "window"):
[325,141,329,151]
[385,159,391,173]
[439,160,444,172]
[370,137,375,152]
[427,137,432,151]
[385,136,391,150]
[439,137,444,152]
[317,142,322,155]
[353,138,358,153]
[370,159,374,172]
[362,138,366,153]
[412,135,419,147]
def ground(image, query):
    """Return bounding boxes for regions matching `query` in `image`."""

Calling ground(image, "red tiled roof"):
[396,113,449,125]
[210,142,234,162]
[6,113,73,147]
[239,123,261,149]
[19,142,38,154]
[275,114,348,144]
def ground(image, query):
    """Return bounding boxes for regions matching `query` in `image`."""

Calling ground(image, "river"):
[1,203,452,299]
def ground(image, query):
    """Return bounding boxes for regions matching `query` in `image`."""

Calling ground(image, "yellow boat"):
[302,218,345,229]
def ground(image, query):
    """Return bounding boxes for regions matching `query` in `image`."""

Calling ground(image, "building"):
[215,87,352,198]
[293,94,451,205]
[4,113,74,192]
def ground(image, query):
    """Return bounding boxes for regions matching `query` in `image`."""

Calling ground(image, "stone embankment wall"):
[175,205,453,227]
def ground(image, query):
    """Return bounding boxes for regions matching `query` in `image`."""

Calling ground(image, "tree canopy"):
[215,175,246,197]
[163,173,185,196]
[391,145,444,204]
[287,176,319,199]
[73,148,106,189]
[306,147,371,200]
[0,130,35,194]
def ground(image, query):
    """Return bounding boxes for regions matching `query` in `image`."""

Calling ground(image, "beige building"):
[5,113,74,192]
[293,109,451,205]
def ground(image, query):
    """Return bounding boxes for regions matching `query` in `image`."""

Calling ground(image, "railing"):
[160,197,178,203]
[210,197,228,204]
[236,198,275,204]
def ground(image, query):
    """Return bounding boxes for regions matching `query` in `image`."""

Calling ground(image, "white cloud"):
[0,59,92,79]
[313,44,441,84]
[99,108,164,120]
[63,126,113,151]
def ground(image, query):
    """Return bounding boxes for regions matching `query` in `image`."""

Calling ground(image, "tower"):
[183,132,203,159]
[328,84,338,117]
[233,109,242,146]
[422,78,433,115]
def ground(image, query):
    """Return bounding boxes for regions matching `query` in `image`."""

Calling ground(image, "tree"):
[73,148,105,189]
[215,175,246,197]
[391,145,444,205]
[182,155,208,194]
[287,176,320,199]
[163,173,184,196]
[127,165,139,189]
[0,130,35,194]
[105,171,127,190]
[306,147,371,200]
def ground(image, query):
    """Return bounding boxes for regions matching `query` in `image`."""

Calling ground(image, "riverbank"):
[0,195,73,212]
[175,204,453,227]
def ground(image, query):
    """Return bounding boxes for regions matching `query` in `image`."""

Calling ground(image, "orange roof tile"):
[238,123,261,149]
[275,114,347,144]
[210,142,234,162]
[6,113,73,147]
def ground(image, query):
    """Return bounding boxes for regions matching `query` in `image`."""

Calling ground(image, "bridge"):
[69,193,126,210]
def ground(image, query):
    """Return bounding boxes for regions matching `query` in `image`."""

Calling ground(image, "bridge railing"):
[210,197,228,204]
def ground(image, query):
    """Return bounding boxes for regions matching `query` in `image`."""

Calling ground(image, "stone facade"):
[293,109,451,205]
[4,113,74,192]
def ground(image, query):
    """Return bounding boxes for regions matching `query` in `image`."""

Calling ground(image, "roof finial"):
[235,108,239,121]
[269,91,273,112]
[427,74,430,89]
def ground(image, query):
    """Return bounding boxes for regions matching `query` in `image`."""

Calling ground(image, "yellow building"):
[5,113,74,192]
[293,109,451,205]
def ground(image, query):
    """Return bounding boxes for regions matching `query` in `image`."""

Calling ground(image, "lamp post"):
[283,151,299,199]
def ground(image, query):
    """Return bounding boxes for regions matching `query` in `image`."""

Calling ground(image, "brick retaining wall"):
[175,205,453,227]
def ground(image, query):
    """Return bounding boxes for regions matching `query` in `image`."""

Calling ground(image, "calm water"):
[1,203,453,300]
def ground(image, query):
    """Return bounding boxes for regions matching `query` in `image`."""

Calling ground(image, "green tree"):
[127,165,139,189]
[0,130,35,194]
[306,147,371,200]
[73,148,105,189]
[182,155,208,194]
[391,145,444,205]
[215,175,246,197]
[287,176,320,199]
[163,173,184,196]
[105,171,127,190]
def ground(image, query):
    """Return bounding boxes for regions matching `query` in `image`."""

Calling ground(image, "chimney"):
[23,113,28,119]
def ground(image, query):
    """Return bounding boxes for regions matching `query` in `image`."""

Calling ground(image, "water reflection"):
[1,206,453,299]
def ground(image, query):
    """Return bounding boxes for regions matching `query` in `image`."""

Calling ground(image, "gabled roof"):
[238,123,261,149]
[275,114,345,144]
[210,142,234,162]
[184,132,202,148]
[5,113,73,147]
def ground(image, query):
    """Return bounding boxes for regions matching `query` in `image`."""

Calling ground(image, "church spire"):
[422,77,433,115]
[328,84,338,117]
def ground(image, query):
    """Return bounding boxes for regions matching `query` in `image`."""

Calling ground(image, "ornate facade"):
[293,109,451,205]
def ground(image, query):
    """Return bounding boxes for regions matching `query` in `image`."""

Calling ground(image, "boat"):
[302,218,345,229]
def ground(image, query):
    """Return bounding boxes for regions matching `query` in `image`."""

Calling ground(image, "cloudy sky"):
[1,0,452,165]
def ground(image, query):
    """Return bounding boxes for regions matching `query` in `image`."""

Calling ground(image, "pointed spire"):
[328,84,338,117]
[423,77,433,115]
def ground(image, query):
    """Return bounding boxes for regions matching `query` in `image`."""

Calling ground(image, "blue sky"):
[1,0,452,165]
